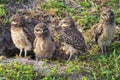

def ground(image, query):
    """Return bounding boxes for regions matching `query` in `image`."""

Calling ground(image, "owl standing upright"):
[33,23,55,60]
[59,17,87,61]
[10,14,32,57]
[94,8,115,54]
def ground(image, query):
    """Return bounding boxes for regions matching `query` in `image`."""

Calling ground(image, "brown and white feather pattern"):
[10,14,32,57]
[62,27,87,53]
[11,27,32,51]
[59,17,87,61]
[34,36,55,59]
[33,23,55,60]
[94,21,115,45]
[94,23,103,43]
[22,27,34,43]
[94,8,115,53]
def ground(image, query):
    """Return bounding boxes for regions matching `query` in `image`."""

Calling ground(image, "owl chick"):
[33,23,55,60]
[10,14,32,57]
[59,17,87,61]
[94,9,115,54]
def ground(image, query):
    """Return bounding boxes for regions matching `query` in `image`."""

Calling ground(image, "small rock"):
[0,56,7,60]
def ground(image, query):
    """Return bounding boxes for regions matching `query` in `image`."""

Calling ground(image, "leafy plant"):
[0,62,37,80]
[0,4,7,17]
[81,1,90,7]
[15,0,24,3]
[0,0,8,4]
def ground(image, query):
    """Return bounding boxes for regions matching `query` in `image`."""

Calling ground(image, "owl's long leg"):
[104,46,107,53]
[19,48,23,56]
[67,49,73,62]
[24,49,27,57]
[100,46,104,54]
[67,53,73,62]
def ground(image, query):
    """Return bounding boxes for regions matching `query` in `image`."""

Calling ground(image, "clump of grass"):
[15,0,24,3]
[0,0,8,4]
[0,4,7,17]
[0,4,9,24]
[0,62,37,80]
[65,61,81,75]
[83,48,120,80]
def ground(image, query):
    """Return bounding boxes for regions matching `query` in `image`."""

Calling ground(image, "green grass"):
[0,62,37,80]
[0,3,8,24]
[0,49,120,80]
[0,4,7,17]
[41,0,120,30]
[0,0,120,80]
[0,0,8,4]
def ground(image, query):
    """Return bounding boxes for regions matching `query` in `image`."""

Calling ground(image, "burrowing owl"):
[33,23,55,60]
[59,17,87,61]
[94,8,115,54]
[10,14,32,57]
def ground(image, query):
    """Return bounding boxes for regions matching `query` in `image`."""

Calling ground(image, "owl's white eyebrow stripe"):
[11,21,17,24]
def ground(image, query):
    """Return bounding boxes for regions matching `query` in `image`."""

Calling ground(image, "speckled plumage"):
[33,23,55,60]
[10,14,32,57]
[94,9,115,53]
[59,17,87,61]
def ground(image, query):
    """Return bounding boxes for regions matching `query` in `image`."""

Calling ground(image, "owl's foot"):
[24,56,31,60]
[101,46,107,54]
[67,54,73,62]
[15,54,22,58]
[36,58,39,61]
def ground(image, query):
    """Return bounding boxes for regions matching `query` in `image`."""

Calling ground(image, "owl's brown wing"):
[62,28,87,52]
[23,27,34,43]
[94,23,103,43]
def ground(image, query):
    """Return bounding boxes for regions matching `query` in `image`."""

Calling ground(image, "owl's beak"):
[59,23,68,28]
[39,30,44,34]
[61,24,67,27]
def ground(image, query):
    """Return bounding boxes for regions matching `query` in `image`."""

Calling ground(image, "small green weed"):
[0,4,7,17]
[0,62,37,80]
[0,0,8,4]
[15,0,24,3]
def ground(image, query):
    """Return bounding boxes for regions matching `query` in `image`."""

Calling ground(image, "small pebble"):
[0,56,7,60]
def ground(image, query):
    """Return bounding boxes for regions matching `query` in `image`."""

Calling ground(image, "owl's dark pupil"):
[43,28,48,32]
[110,13,113,16]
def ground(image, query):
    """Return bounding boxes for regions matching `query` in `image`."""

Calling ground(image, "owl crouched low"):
[10,14,32,57]
[33,23,55,60]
